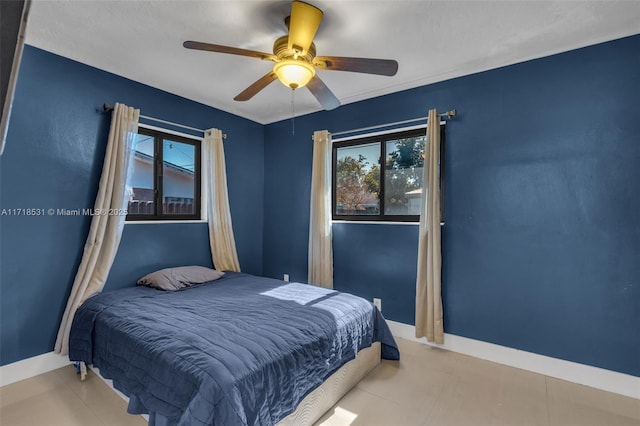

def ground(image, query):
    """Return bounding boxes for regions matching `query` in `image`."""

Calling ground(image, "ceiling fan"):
[183,1,398,111]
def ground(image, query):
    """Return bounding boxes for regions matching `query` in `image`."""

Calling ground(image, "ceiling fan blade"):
[234,72,278,101]
[314,56,398,76]
[287,1,323,55]
[306,75,340,110]
[184,41,276,61]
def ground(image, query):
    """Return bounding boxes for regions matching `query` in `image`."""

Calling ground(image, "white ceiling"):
[25,0,640,124]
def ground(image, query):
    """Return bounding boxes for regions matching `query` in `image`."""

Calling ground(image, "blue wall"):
[0,46,265,365]
[262,35,640,376]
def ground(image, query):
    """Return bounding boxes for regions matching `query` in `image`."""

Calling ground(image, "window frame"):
[331,125,446,223]
[126,127,202,222]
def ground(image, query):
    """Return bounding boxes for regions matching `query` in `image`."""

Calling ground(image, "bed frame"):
[81,342,381,426]
[277,342,381,426]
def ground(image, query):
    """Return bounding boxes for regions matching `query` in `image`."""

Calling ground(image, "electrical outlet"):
[283,274,289,282]
[373,298,382,312]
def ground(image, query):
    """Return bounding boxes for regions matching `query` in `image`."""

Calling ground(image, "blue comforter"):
[69,272,399,426]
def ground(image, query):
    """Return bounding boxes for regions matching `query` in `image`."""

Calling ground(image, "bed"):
[69,271,399,426]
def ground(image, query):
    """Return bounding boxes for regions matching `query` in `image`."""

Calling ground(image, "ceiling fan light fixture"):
[273,59,315,89]
[183,0,396,110]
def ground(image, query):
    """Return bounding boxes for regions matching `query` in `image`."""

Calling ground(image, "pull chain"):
[291,89,295,136]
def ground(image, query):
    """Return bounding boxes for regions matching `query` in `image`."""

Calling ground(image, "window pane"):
[128,133,155,215]
[335,142,380,215]
[162,139,195,215]
[384,136,425,216]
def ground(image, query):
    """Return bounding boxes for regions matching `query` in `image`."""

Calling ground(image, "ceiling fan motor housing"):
[272,35,317,89]
[273,35,316,61]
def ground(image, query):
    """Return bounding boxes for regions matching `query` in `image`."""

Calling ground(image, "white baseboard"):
[387,320,640,400]
[3,326,638,401]
[0,352,71,387]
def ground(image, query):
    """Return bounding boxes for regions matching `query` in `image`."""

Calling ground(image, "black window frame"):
[126,127,202,221]
[331,125,445,223]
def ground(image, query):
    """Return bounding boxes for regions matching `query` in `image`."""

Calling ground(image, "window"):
[127,128,201,221]
[332,126,445,222]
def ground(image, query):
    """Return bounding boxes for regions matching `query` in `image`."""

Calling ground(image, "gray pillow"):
[137,266,225,291]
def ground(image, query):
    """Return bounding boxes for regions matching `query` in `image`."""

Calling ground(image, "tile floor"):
[1,338,638,426]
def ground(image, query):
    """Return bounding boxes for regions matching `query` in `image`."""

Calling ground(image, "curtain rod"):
[328,109,456,138]
[102,104,226,139]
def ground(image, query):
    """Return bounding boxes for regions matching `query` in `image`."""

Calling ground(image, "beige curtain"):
[308,130,333,288]
[204,128,240,271]
[55,103,139,355]
[415,109,444,344]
